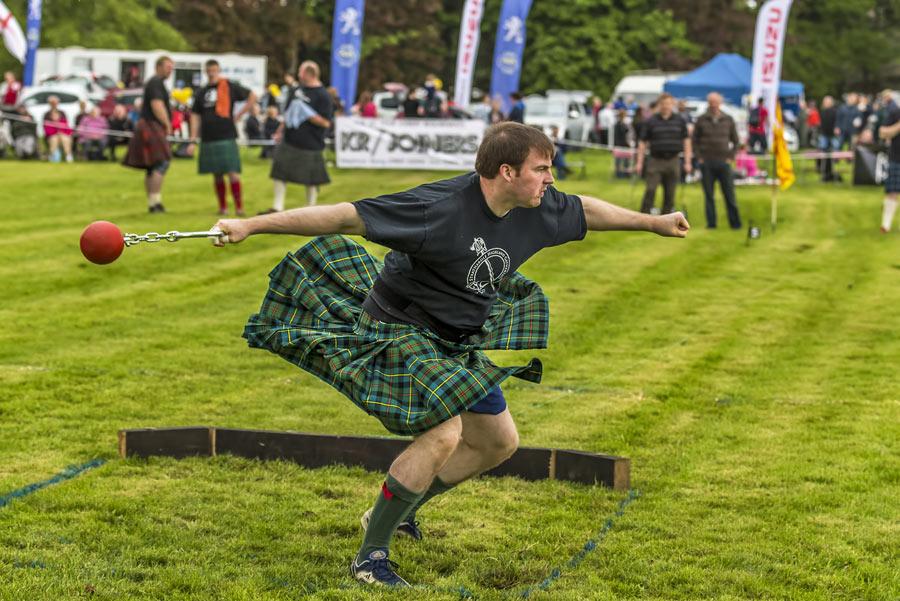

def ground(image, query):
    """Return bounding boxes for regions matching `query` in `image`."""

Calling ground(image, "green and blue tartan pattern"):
[243,235,548,436]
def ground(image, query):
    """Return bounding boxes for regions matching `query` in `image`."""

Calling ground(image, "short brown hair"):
[657,92,674,103]
[299,60,320,79]
[475,122,555,178]
[155,55,173,69]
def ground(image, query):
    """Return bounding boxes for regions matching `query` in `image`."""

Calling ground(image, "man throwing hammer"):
[213,122,690,588]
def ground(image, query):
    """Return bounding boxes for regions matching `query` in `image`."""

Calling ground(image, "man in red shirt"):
[748,96,768,154]
[2,71,22,109]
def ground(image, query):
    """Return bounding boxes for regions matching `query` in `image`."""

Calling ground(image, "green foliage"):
[0,0,189,79]
[784,0,900,98]
[0,152,898,599]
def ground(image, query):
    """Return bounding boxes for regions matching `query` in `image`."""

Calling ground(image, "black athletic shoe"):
[360,507,423,540]
[149,203,166,213]
[350,549,410,587]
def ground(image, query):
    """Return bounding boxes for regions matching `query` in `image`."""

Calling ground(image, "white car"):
[18,85,95,138]
[524,93,592,142]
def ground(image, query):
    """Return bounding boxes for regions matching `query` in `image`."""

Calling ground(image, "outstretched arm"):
[580,195,690,238]
[212,203,365,246]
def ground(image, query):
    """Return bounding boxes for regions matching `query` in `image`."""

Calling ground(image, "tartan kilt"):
[269,143,330,185]
[243,236,548,436]
[198,138,242,174]
[886,161,900,194]
[122,119,171,170]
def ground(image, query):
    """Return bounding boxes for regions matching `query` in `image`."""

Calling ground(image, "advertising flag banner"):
[489,0,533,115]
[0,1,26,64]
[22,0,41,84]
[330,0,366,115]
[750,0,793,142]
[774,103,795,190]
[453,0,485,109]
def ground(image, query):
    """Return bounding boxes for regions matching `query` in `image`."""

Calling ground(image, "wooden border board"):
[119,427,630,490]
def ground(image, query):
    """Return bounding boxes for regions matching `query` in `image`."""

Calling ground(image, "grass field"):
[0,149,897,600]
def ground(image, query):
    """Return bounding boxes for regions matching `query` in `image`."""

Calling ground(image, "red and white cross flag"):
[750,0,794,142]
[0,1,25,63]
[453,0,485,109]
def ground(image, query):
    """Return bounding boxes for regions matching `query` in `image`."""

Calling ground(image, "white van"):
[611,71,683,107]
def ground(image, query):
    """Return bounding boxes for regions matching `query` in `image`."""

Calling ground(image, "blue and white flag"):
[489,0,532,115]
[23,0,41,85]
[330,0,365,116]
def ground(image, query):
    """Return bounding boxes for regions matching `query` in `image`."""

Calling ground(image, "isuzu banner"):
[330,0,365,115]
[489,0,533,115]
[335,117,486,170]
[452,0,485,109]
[750,0,793,142]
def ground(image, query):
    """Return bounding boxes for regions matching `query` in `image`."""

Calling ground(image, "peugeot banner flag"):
[23,0,41,85]
[489,0,533,115]
[330,0,365,115]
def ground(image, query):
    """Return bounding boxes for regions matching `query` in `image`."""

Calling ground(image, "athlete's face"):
[206,64,220,83]
[508,149,554,208]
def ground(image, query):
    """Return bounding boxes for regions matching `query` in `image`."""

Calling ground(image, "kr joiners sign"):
[750,0,793,142]
[335,117,486,171]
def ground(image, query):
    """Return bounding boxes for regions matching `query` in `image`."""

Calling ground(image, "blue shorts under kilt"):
[467,386,507,415]
[886,161,900,194]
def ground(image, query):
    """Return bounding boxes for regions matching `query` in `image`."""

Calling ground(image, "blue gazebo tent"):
[663,53,803,105]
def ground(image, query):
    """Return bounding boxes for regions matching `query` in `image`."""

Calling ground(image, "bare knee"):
[470,425,518,466]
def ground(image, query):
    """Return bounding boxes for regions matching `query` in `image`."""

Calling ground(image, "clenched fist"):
[211,219,252,247]
[652,212,691,238]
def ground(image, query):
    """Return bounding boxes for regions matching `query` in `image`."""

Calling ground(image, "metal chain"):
[124,231,178,246]
[123,229,223,247]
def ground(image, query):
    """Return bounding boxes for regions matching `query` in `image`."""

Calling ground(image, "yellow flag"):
[773,103,795,191]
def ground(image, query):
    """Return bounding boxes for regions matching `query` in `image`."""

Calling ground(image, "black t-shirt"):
[283,85,334,151]
[192,80,251,142]
[885,101,900,162]
[640,113,688,158]
[820,106,838,134]
[354,172,587,331]
[141,76,171,124]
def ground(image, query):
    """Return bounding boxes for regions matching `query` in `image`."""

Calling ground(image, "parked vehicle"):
[524,92,592,142]
[18,85,95,137]
[612,71,684,108]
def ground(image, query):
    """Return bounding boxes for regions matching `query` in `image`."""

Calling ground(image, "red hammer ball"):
[80,221,125,265]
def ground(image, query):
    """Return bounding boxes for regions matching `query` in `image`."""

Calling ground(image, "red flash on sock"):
[381,482,394,500]
[214,178,227,210]
[230,180,243,211]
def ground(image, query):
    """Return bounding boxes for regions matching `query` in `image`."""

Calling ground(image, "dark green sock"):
[404,476,455,523]
[357,474,424,561]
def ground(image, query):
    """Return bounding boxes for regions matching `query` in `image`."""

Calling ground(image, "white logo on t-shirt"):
[466,237,510,294]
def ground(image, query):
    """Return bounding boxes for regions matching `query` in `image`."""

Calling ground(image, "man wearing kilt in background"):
[878,89,900,233]
[261,60,333,214]
[213,122,690,587]
[188,60,257,216]
[123,56,174,214]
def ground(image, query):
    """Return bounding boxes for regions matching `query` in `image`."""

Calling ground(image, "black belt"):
[369,279,480,343]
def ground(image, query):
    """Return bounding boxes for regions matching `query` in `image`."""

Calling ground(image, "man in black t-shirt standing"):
[877,89,900,233]
[211,122,690,588]
[123,56,174,213]
[262,60,333,213]
[635,93,692,215]
[187,60,256,216]
[818,96,840,182]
